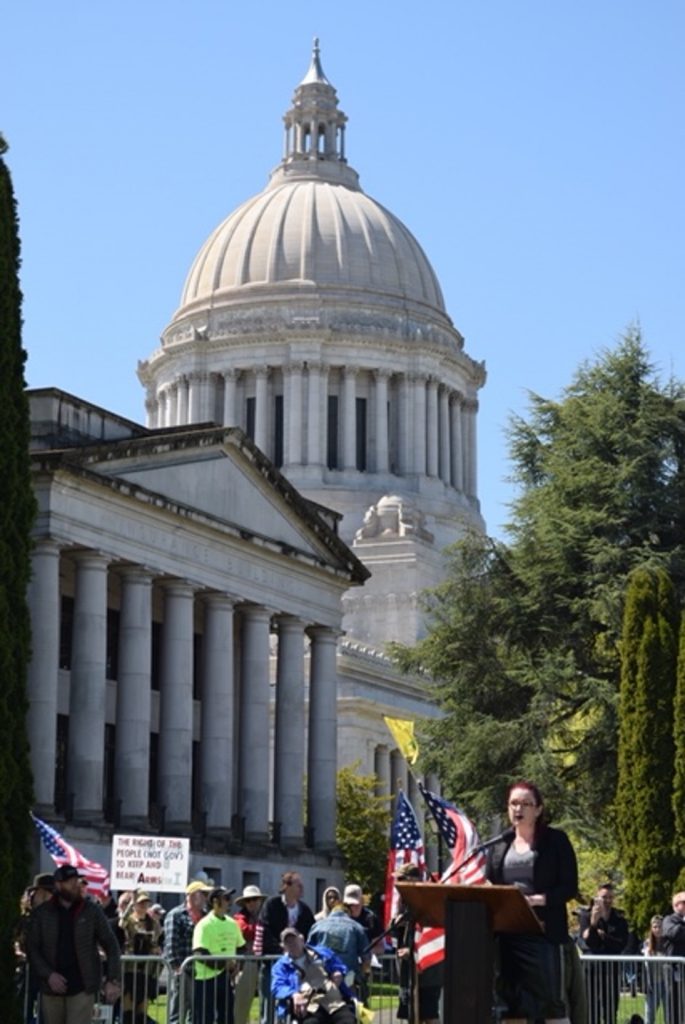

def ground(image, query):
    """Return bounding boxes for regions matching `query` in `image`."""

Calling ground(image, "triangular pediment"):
[74,427,366,581]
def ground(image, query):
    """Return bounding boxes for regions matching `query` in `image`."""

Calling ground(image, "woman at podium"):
[485,780,578,1023]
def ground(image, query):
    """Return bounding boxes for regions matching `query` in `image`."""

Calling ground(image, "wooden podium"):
[396,882,542,1024]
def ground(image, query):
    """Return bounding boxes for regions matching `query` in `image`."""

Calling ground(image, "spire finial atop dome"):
[273,40,360,189]
[300,37,330,86]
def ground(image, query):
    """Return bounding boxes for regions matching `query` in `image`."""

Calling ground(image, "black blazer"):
[486,825,578,944]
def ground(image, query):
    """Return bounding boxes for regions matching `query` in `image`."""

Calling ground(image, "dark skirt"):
[497,934,566,1019]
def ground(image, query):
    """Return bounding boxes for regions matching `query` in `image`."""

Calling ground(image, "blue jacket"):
[271,944,352,1019]
[307,910,369,976]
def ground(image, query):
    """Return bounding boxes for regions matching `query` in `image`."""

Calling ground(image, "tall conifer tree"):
[0,133,36,1021]
[673,612,685,858]
[393,331,685,833]
[616,567,679,931]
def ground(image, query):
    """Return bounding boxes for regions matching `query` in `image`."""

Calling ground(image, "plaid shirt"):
[164,904,195,969]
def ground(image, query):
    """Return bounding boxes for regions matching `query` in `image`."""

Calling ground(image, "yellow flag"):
[383,717,419,765]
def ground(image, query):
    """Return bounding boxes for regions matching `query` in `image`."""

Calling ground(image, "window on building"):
[103,724,116,822]
[149,732,158,810]
[59,596,74,670]
[54,715,68,814]
[246,396,256,441]
[106,608,120,680]
[151,622,162,691]
[327,395,339,469]
[274,394,284,467]
[193,633,203,701]
[355,398,367,471]
[192,740,202,820]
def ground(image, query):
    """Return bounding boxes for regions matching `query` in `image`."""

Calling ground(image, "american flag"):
[419,783,488,886]
[31,813,110,900]
[414,784,488,972]
[382,790,426,929]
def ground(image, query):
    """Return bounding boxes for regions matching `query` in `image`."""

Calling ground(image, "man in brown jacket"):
[27,864,121,1024]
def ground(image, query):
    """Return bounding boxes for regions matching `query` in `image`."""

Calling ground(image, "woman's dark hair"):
[506,779,547,842]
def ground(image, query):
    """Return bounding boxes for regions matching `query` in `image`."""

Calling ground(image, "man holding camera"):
[579,883,629,1024]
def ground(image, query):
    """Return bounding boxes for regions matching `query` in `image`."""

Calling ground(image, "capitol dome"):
[178,177,446,318]
[169,40,450,332]
[139,40,486,588]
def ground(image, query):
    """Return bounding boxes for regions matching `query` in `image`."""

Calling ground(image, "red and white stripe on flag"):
[383,791,426,930]
[31,813,110,900]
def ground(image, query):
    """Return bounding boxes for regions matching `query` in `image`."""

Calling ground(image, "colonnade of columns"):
[25,541,339,849]
[147,365,478,496]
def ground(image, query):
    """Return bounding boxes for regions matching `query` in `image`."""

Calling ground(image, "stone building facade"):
[26,44,484,890]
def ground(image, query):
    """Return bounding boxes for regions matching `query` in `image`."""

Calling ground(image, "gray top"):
[502,844,536,894]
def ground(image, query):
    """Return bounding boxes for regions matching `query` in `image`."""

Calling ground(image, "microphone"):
[441,827,515,884]
[476,827,515,852]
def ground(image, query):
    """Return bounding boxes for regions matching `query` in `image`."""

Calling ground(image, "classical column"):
[342,366,357,470]
[67,552,109,820]
[158,582,194,827]
[450,393,464,491]
[206,373,218,423]
[398,375,410,476]
[254,367,269,455]
[200,594,236,832]
[114,567,153,826]
[167,383,179,427]
[187,373,202,424]
[412,374,427,476]
[273,616,306,843]
[145,396,157,429]
[284,363,303,466]
[374,745,391,799]
[439,386,451,484]
[390,749,408,795]
[307,626,338,850]
[26,540,61,809]
[408,772,421,814]
[306,362,322,466]
[222,369,238,427]
[426,378,439,478]
[464,400,478,497]
[374,369,390,474]
[238,605,271,837]
[177,376,189,425]
[157,390,168,430]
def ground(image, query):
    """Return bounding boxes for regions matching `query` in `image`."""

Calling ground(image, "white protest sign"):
[110,835,190,892]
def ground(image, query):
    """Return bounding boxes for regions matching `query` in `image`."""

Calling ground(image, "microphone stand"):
[441,830,512,885]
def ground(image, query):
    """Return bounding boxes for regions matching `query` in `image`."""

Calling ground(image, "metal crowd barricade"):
[178,951,402,1024]
[179,952,277,1024]
[119,953,171,1023]
[580,953,685,1024]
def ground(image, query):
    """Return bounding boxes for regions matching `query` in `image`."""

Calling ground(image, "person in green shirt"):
[192,886,245,1024]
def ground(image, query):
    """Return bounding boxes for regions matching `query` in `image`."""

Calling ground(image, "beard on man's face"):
[57,882,80,903]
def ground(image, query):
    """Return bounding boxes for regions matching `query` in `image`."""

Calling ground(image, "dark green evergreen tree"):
[0,133,36,1021]
[673,611,685,864]
[392,330,685,838]
[616,568,679,931]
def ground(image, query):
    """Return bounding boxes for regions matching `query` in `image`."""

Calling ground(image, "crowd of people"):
[15,783,685,1024]
[15,866,385,1024]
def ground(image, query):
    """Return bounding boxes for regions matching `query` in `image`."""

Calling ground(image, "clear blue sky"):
[3,0,684,537]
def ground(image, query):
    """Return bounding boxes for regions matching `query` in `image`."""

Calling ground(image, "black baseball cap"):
[54,865,83,882]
